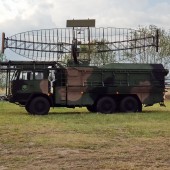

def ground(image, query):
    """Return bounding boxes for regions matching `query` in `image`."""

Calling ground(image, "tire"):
[120,96,138,113]
[29,97,50,115]
[97,96,116,114]
[138,102,142,112]
[86,105,97,112]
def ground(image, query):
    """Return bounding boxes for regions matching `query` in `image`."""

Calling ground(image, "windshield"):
[12,70,45,80]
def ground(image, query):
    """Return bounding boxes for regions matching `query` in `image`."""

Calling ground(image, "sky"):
[0,0,170,60]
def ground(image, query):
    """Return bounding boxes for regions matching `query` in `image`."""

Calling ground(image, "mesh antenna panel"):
[1,19,158,65]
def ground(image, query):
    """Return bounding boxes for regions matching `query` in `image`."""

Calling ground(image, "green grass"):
[0,101,170,169]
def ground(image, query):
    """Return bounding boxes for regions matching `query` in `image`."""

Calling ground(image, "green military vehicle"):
[0,60,168,115]
[0,19,168,115]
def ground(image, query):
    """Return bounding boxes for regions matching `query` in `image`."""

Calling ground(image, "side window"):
[35,72,44,80]
[49,70,55,81]
[16,71,45,80]
[27,72,33,80]
[19,71,33,80]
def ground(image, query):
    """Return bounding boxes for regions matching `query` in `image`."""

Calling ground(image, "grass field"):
[0,102,170,170]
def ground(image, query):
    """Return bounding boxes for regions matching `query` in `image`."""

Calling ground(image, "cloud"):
[0,0,55,32]
[1,0,170,32]
[0,0,170,60]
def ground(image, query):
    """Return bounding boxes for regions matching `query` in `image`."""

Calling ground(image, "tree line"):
[0,53,6,89]
[76,26,170,67]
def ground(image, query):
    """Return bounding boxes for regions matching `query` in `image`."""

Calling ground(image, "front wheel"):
[29,97,50,115]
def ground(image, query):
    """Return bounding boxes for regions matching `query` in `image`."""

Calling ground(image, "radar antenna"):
[1,19,159,65]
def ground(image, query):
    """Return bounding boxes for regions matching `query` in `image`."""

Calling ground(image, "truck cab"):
[0,61,57,115]
[10,69,50,104]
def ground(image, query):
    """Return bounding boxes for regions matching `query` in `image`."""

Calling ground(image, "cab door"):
[53,68,67,105]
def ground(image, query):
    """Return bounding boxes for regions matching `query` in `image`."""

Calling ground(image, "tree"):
[124,26,170,68]
[78,39,116,66]
[0,52,6,89]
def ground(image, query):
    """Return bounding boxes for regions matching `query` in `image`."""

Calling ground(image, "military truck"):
[1,19,168,114]
[0,60,168,115]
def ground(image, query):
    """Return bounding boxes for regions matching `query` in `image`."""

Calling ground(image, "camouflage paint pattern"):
[130,81,152,103]
[55,67,94,105]
[10,79,50,103]
[8,62,168,109]
[54,63,168,107]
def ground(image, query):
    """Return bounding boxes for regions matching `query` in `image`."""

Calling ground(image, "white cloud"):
[0,0,30,22]
[1,0,170,31]
[0,0,170,60]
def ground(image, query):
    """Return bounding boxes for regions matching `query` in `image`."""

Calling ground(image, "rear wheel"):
[97,96,116,114]
[120,96,138,113]
[29,97,50,115]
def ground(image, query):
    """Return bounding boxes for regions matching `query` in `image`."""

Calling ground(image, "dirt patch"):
[0,138,170,170]
[0,102,170,170]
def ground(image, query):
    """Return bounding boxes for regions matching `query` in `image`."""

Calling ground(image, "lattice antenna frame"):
[1,20,159,65]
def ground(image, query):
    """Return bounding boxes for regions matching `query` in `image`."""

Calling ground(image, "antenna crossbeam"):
[2,26,158,64]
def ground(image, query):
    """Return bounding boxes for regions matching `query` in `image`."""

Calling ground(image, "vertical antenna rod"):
[1,32,5,53]
[156,29,159,52]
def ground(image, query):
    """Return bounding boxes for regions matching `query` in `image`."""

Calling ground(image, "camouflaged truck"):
[1,60,168,115]
[0,19,168,115]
